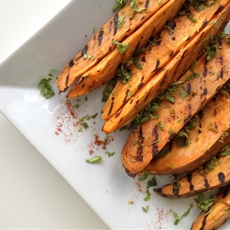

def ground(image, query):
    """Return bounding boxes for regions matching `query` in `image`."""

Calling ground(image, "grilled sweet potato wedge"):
[102,0,230,122]
[121,32,230,176]
[102,23,230,134]
[154,144,230,198]
[67,0,185,98]
[191,185,230,230]
[56,0,172,92]
[145,81,230,175]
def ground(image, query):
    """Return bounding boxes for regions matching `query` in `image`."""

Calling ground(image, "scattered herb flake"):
[38,74,55,99]
[173,205,192,225]
[195,193,215,213]
[142,205,149,212]
[143,189,151,201]
[86,156,102,164]
[112,39,129,54]
[138,171,149,181]
[105,151,116,157]
[113,0,128,12]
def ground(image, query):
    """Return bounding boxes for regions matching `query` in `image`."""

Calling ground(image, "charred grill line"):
[98,28,104,46]
[204,178,210,189]
[187,173,194,191]
[152,125,159,156]
[222,186,230,198]
[113,14,119,35]
[184,103,192,123]
[186,82,192,96]
[123,89,130,103]
[108,98,115,117]
[218,172,225,183]
[69,59,74,68]
[173,184,179,195]
[136,127,144,162]
[200,215,207,230]
[145,0,150,8]
[215,5,223,15]
[153,59,160,72]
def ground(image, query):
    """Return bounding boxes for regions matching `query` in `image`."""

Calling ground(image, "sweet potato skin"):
[191,186,230,230]
[56,0,171,92]
[67,0,185,98]
[102,0,230,121]
[154,143,230,198]
[120,4,230,176]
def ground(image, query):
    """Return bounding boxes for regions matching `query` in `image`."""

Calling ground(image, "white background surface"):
[0,1,109,229]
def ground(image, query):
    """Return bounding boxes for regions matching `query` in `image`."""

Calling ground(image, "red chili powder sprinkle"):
[65,100,77,118]
[89,149,94,155]
[94,134,114,149]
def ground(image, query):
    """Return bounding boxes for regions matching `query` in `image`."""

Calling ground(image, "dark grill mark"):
[204,178,210,188]
[218,172,225,183]
[152,125,159,156]
[123,90,130,103]
[169,51,174,57]
[142,57,146,62]
[64,74,70,92]
[219,67,224,79]
[69,59,74,68]
[145,0,149,8]
[82,45,88,56]
[188,173,194,191]
[200,215,207,230]
[202,20,208,28]
[200,88,208,99]
[173,186,179,195]
[98,28,104,46]
[187,83,191,96]
[144,92,150,103]
[113,14,119,35]
[137,76,144,89]
[108,98,115,117]
[215,5,223,14]
[153,59,160,72]
[203,65,207,77]
[136,127,145,162]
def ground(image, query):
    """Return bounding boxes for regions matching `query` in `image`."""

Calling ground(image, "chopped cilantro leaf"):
[113,0,128,12]
[105,151,116,157]
[147,176,157,188]
[38,74,55,99]
[112,39,129,54]
[194,193,215,213]
[142,205,149,212]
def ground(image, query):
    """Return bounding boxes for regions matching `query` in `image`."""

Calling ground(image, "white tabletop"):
[0,1,109,229]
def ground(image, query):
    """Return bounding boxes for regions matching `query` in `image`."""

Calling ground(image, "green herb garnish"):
[86,156,102,164]
[38,73,55,99]
[105,151,116,157]
[142,205,150,212]
[147,176,157,188]
[112,39,129,54]
[173,205,192,225]
[195,193,215,213]
[113,0,128,12]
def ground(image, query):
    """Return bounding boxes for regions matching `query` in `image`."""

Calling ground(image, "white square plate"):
[0,1,229,229]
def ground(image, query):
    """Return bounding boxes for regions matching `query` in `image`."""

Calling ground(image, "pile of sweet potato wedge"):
[56,0,230,229]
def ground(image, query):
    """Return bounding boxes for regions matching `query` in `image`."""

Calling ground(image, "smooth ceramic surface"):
[0,1,230,229]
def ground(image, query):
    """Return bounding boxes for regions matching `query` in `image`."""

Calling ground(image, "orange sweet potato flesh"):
[120,15,230,176]
[56,0,171,92]
[67,0,185,98]
[145,81,230,175]
[154,143,230,198]
[102,0,230,122]
[191,186,230,230]
[102,17,230,134]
